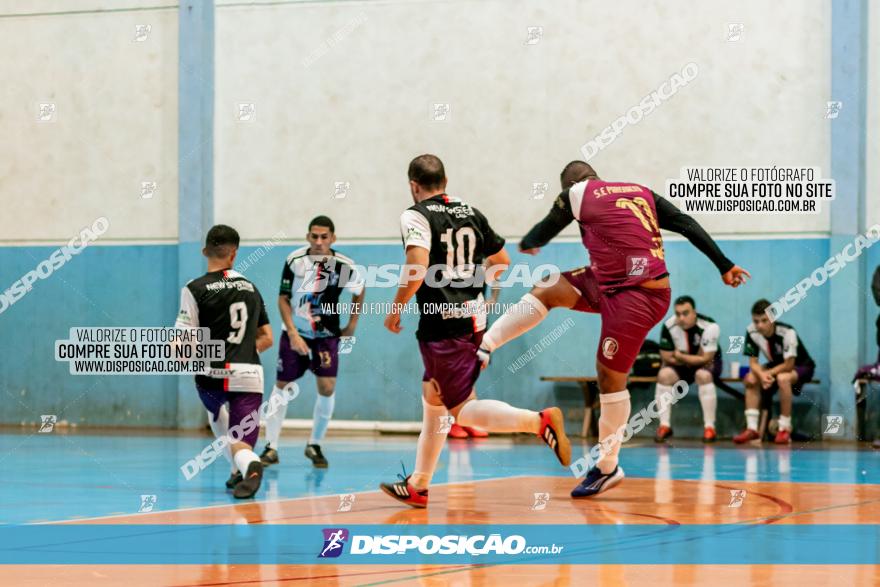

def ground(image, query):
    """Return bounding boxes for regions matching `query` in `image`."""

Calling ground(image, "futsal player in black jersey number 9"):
[175,225,273,499]
[379,154,571,509]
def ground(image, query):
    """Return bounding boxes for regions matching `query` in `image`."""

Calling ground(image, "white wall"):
[215,0,831,242]
[0,1,178,244]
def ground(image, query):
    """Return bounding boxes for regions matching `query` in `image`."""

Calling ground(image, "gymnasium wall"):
[1,0,875,433]
[213,0,832,240]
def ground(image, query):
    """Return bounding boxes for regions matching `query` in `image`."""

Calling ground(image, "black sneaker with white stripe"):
[304,444,328,468]
[380,464,428,508]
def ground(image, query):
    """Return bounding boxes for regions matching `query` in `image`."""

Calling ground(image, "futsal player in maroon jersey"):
[478,161,750,497]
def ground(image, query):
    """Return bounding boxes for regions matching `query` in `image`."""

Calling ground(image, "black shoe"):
[225,471,243,489]
[304,444,328,468]
[233,461,263,499]
[260,445,279,466]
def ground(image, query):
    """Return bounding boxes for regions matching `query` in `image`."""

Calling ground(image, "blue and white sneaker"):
[570,465,625,498]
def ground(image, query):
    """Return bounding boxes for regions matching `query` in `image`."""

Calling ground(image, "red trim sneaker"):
[703,427,717,443]
[380,465,428,509]
[538,407,571,467]
[774,429,792,445]
[461,426,489,438]
[733,428,761,444]
[447,423,469,439]
[655,425,673,443]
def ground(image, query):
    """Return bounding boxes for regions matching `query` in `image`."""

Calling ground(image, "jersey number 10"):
[439,227,477,279]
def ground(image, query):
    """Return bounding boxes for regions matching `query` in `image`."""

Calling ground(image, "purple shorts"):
[762,363,816,396]
[197,385,263,448]
[419,332,484,409]
[560,266,601,313]
[277,331,339,381]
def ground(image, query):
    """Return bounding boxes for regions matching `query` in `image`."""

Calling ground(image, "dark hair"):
[408,154,446,189]
[751,299,772,315]
[308,215,335,233]
[674,295,695,309]
[204,224,239,258]
[560,160,597,189]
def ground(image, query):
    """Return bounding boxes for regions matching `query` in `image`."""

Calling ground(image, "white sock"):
[309,394,335,444]
[456,399,541,434]
[655,384,673,427]
[208,406,236,473]
[412,399,449,490]
[482,293,548,352]
[597,390,631,474]
[698,383,717,429]
[264,385,291,449]
[233,448,260,475]
[778,414,792,431]
[745,408,760,431]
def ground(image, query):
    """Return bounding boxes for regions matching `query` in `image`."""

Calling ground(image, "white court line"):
[37,474,530,525]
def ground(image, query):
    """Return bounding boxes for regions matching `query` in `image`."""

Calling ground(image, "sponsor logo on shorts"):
[601,337,619,359]
[319,528,349,558]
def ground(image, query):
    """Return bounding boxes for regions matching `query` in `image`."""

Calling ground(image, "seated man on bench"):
[655,295,722,443]
[734,299,816,445]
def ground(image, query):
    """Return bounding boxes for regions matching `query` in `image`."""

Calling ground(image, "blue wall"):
[1,236,856,432]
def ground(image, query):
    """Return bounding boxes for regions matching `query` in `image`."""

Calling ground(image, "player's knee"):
[596,362,627,393]
[776,372,794,389]
[744,371,758,386]
[317,379,335,396]
[694,369,713,385]
[657,366,677,384]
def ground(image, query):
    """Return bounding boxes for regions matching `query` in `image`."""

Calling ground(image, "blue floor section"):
[2,431,879,524]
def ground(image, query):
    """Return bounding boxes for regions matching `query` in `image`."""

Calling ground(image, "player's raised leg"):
[479,267,598,367]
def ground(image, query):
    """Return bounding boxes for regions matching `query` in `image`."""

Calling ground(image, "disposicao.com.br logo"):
[318,528,563,557]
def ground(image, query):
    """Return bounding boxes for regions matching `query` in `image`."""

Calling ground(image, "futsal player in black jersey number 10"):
[378,154,571,509]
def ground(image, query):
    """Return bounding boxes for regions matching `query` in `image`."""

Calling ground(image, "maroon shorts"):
[197,385,263,448]
[277,331,339,381]
[562,266,671,373]
[598,286,670,372]
[418,332,483,409]
[560,266,601,313]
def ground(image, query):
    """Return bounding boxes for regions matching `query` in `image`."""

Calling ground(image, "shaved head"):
[560,161,597,189]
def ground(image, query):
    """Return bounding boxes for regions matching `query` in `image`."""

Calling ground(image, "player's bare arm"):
[278,294,309,355]
[384,245,428,333]
[255,324,273,353]
[652,192,751,287]
[340,289,365,337]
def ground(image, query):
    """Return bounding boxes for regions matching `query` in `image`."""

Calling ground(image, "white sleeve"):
[174,286,199,328]
[568,181,588,219]
[701,323,720,353]
[782,328,799,360]
[400,209,432,250]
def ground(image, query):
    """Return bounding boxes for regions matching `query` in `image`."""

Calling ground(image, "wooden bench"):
[540,374,820,439]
